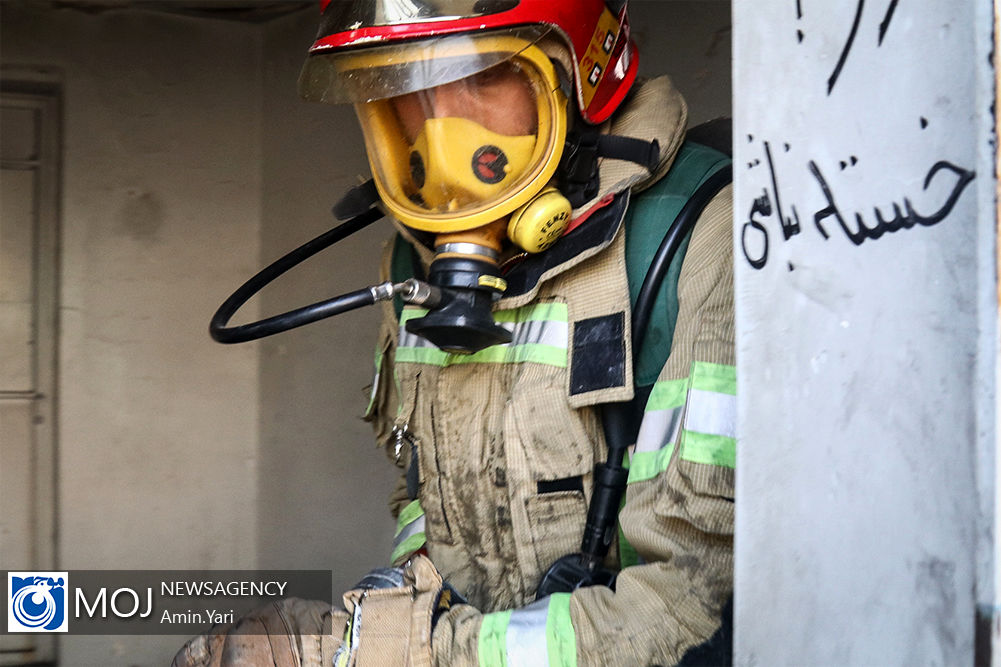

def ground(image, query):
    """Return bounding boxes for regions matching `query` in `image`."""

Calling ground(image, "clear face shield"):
[300,28,568,238]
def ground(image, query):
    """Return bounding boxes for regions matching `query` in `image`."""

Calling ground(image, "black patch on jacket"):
[570,313,626,395]
[537,476,584,495]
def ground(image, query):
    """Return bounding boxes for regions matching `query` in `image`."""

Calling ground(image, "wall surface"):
[257,9,401,595]
[733,0,996,664]
[632,0,732,126]
[1,5,261,665]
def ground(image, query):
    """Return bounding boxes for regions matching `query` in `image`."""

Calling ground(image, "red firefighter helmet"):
[299,0,638,125]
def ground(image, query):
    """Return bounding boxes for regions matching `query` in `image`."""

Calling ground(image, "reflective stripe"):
[616,524,646,567]
[628,445,675,484]
[506,598,550,667]
[395,498,424,530]
[390,500,426,564]
[477,595,576,667]
[478,610,513,667]
[690,361,736,395]
[629,363,738,480]
[681,362,737,469]
[365,344,382,415]
[397,303,569,368]
[634,406,683,454]
[629,378,686,484]
[545,594,576,667]
[683,388,736,440]
[681,431,736,468]
[643,377,688,411]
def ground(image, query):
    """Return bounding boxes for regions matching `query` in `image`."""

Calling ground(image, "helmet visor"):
[299,25,550,104]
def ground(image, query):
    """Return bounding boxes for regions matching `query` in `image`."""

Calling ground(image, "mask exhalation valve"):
[404,241,512,354]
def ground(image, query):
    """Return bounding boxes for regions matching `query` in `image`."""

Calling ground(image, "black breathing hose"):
[209,207,385,344]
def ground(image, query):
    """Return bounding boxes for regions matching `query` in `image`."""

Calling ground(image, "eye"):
[470,62,519,88]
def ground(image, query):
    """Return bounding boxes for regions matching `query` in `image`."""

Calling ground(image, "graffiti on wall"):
[802,0,901,94]
[740,137,976,270]
[741,2,977,271]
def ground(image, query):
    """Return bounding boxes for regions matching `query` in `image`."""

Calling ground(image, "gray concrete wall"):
[257,9,401,594]
[732,0,996,663]
[632,0,732,126]
[1,5,261,665]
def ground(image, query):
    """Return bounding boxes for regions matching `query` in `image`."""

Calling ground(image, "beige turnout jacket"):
[366,76,735,666]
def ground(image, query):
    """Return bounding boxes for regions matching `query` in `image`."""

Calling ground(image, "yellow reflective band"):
[390,500,426,565]
[631,363,737,478]
[690,361,736,396]
[394,499,424,535]
[398,303,569,367]
[680,431,736,468]
[627,443,676,484]
[545,594,577,667]
[477,596,576,667]
[478,610,513,667]
[644,377,687,412]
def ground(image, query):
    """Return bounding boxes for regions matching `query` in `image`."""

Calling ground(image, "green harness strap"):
[623,140,732,389]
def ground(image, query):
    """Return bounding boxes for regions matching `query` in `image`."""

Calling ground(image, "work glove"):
[334,555,462,667]
[170,597,348,667]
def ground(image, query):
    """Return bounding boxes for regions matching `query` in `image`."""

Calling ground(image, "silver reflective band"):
[397,303,569,366]
[435,242,499,260]
[505,598,550,667]
[393,515,426,552]
[399,317,568,350]
[683,388,737,439]
[635,406,683,454]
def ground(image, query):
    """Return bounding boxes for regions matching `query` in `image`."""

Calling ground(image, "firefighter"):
[175,1,735,664]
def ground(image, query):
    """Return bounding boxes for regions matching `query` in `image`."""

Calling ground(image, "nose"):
[425,82,467,120]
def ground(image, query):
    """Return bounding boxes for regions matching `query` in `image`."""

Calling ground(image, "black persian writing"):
[799,0,901,94]
[740,140,976,270]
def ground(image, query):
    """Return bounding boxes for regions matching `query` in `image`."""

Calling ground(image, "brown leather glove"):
[171,597,349,667]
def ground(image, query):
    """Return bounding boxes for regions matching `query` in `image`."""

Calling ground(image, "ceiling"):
[46,0,314,22]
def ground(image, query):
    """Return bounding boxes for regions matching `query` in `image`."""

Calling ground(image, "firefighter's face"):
[390,61,538,143]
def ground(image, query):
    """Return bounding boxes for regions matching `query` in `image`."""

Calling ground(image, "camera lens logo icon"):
[7,572,68,633]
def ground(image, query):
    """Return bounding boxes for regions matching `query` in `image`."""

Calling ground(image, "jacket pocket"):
[654,455,735,538]
[509,368,596,580]
[510,369,596,481]
[524,490,588,578]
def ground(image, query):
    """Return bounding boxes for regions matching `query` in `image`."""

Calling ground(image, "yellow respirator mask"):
[354,37,571,255]
[405,117,570,255]
[409,117,535,214]
[344,37,573,352]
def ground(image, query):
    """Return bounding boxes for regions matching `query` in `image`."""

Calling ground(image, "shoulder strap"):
[624,139,732,389]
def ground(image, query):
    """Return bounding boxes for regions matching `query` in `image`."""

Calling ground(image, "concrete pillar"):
[733,0,998,663]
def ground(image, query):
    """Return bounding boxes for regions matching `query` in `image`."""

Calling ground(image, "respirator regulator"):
[211,34,574,354]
